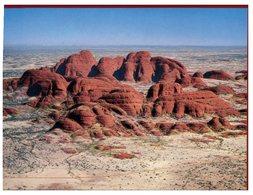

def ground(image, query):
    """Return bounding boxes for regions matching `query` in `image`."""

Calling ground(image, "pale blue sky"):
[4,8,247,46]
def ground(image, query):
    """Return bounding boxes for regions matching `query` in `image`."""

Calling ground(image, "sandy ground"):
[3,124,247,190]
[3,133,246,190]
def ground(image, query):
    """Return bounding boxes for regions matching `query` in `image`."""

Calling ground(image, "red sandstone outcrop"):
[138,120,156,131]
[191,77,207,88]
[112,51,191,84]
[147,82,182,101]
[3,49,246,140]
[115,51,153,82]
[207,117,234,132]
[68,106,96,127]
[67,75,143,116]
[4,50,203,111]
[205,85,235,95]
[91,56,124,77]
[93,107,116,128]
[53,118,84,132]
[192,71,204,78]
[50,103,147,139]
[3,107,19,116]
[220,130,246,138]
[54,50,97,78]
[95,145,113,150]
[18,68,68,107]
[187,122,210,134]
[170,123,190,133]
[171,122,210,134]
[99,103,127,116]
[100,89,144,116]
[50,104,239,139]
[235,70,247,80]
[53,50,192,84]
[114,152,135,159]
[155,122,174,134]
[148,90,239,118]
[203,70,233,80]
[68,76,121,103]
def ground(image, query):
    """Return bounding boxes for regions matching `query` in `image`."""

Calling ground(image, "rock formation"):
[207,117,235,132]
[3,49,244,139]
[205,85,235,95]
[147,90,239,118]
[90,56,124,77]
[3,107,19,116]
[54,50,97,78]
[235,70,247,80]
[203,70,233,80]
[146,82,182,101]
[192,71,204,78]
[100,88,144,116]
[191,77,207,88]
[18,68,69,107]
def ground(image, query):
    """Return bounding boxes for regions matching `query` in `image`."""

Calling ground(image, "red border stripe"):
[4,5,248,8]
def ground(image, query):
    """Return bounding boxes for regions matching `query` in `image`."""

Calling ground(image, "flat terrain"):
[3,132,246,190]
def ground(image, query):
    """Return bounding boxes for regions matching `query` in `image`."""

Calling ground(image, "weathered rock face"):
[100,88,144,116]
[155,122,173,134]
[53,118,84,132]
[148,90,239,118]
[53,50,192,84]
[235,70,247,80]
[186,122,211,134]
[192,71,204,78]
[68,76,121,104]
[169,122,210,134]
[67,76,143,116]
[203,70,233,80]
[191,77,207,88]
[54,50,97,78]
[137,119,237,136]
[93,106,116,128]
[91,56,124,77]
[207,117,234,132]
[18,68,69,107]
[205,85,235,95]
[68,106,96,127]
[151,56,188,82]
[4,51,198,108]
[50,103,147,139]
[112,51,191,84]
[138,120,156,131]
[147,82,182,101]
[114,51,153,82]
[3,107,19,116]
